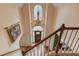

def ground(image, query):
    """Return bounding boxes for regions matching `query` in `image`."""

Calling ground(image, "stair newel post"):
[55,24,65,56]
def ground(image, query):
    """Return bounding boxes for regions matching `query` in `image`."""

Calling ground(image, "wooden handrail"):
[24,24,79,55]
[0,27,61,56]
[65,27,79,30]
[24,27,61,54]
[2,24,79,56]
[23,24,79,55]
[0,48,21,56]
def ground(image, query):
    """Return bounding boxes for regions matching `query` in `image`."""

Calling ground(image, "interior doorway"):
[34,31,42,43]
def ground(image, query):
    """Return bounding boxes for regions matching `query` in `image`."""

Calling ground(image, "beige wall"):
[54,6,79,30]
[45,4,57,37]
[0,4,22,55]
[19,4,31,46]
[54,5,79,51]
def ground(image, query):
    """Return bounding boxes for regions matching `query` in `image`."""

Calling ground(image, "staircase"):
[1,24,79,56]
[23,24,79,56]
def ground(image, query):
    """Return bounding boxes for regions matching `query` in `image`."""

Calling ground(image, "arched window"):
[34,5,42,20]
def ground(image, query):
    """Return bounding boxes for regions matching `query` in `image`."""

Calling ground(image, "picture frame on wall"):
[5,22,21,43]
